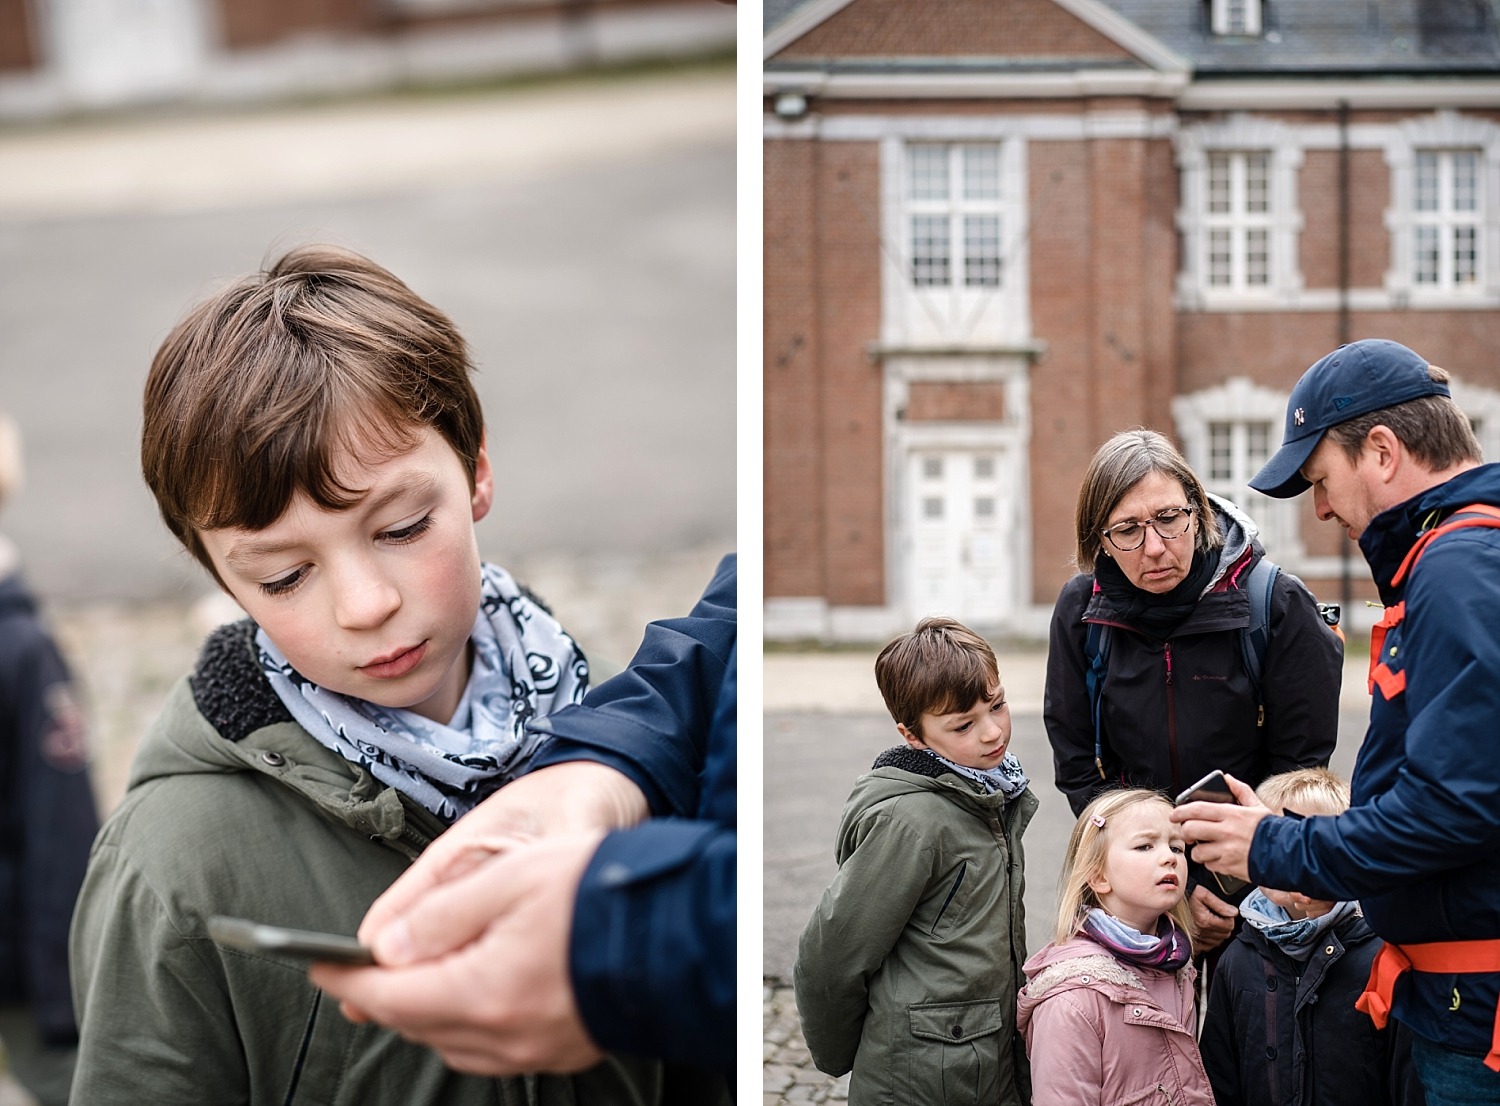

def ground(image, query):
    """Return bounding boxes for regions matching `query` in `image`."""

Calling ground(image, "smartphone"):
[1171,771,1252,900]
[207,915,374,965]
[1174,769,1236,807]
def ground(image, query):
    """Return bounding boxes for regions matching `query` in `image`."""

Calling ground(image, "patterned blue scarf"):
[1081,907,1192,972]
[257,562,587,822]
[921,748,1030,801]
[1239,889,1359,962]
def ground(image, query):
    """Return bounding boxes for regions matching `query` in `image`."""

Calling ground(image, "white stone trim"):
[1180,79,1500,112]
[1383,111,1500,304]
[1172,376,1307,566]
[762,68,1189,101]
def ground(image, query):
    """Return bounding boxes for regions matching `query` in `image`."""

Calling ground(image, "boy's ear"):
[471,435,494,523]
[896,723,925,751]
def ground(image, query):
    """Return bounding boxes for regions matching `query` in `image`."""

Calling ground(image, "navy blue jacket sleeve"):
[523,554,737,1073]
[526,554,737,817]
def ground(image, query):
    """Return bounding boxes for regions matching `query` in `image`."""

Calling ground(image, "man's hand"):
[359,762,647,942]
[311,831,608,1075]
[1171,771,1270,883]
[1186,883,1236,951]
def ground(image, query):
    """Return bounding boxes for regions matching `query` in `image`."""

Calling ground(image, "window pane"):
[922,496,944,520]
[1245,153,1269,213]
[1246,228,1269,285]
[1208,422,1232,481]
[974,456,995,479]
[909,145,949,202]
[1454,150,1479,213]
[964,215,1002,287]
[1416,152,1439,213]
[1416,226,1440,284]
[1455,225,1478,284]
[912,215,951,287]
[1208,154,1231,214]
[974,496,995,519]
[1209,229,1232,285]
[922,456,943,479]
[1247,422,1271,467]
[962,145,1001,201]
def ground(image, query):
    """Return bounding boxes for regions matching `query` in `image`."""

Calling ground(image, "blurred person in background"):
[0,412,99,1106]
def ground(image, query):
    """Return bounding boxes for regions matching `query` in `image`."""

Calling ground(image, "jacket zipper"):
[1165,642,1180,791]
[932,862,967,933]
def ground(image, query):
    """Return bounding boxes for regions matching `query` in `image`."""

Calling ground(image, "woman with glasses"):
[1043,429,1342,954]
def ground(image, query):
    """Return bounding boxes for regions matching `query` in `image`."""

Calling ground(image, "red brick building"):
[764,0,1500,641]
[0,0,729,117]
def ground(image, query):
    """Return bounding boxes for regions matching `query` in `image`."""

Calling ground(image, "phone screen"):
[207,916,374,965]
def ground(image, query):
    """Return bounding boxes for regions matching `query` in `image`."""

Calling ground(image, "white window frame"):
[1173,377,1305,567]
[1449,378,1500,465]
[1385,112,1500,305]
[881,132,1029,348]
[1177,115,1304,310]
[1211,0,1262,36]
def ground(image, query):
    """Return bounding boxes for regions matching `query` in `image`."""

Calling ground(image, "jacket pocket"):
[903,999,1006,1104]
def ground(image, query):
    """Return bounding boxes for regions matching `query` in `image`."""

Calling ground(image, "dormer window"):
[1212,0,1262,36]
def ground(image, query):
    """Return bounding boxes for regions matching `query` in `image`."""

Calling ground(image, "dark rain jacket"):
[1252,463,1500,1056]
[1045,499,1343,816]
[68,618,660,1106]
[526,553,737,1077]
[1200,911,1425,1106]
[794,746,1037,1106]
[0,570,98,1044]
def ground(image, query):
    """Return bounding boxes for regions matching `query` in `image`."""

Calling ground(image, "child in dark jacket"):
[1200,768,1425,1106]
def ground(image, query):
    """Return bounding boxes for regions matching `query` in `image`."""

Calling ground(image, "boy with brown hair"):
[1199,767,1423,1106]
[794,616,1037,1106]
[68,244,659,1104]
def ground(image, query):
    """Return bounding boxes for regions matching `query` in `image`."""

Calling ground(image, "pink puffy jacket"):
[1016,935,1215,1106]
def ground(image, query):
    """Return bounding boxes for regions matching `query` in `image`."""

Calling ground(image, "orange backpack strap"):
[1357,940,1500,1071]
[1368,505,1500,700]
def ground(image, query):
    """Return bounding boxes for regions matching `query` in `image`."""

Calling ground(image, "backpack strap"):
[1084,619,1111,781]
[1369,504,1500,700]
[1240,556,1280,726]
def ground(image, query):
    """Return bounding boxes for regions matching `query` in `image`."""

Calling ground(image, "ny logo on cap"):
[1293,407,1305,426]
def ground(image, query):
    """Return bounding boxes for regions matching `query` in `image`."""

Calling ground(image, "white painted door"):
[907,447,1016,626]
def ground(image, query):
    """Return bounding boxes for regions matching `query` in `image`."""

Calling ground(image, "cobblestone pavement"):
[763,979,848,1105]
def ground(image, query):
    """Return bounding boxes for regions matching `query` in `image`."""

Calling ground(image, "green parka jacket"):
[69,621,660,1106]
[793,746,1038,1106]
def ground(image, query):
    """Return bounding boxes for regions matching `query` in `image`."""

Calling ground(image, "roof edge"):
[764,0,1192,72]
[764,0,859,60]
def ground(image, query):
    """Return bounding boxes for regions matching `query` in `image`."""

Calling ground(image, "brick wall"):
[905,381,1007,422]
[0,0,36,71]
[765,138,825,599]
[775,0,1134,60]
[1299,147,1390,290]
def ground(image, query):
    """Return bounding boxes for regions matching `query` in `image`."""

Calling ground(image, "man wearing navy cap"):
[1174,337,1500,1105]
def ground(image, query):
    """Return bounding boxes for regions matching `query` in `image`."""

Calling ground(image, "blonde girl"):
[1016,789,1213,1106]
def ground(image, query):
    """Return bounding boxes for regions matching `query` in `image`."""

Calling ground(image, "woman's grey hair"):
[1074,428,1221,573]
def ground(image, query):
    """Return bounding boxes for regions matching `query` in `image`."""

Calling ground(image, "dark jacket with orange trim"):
[1251,463,1500,1055]
[1045,499,1343,818]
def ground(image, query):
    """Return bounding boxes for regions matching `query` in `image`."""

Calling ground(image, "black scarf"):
[1094,545,1218,641]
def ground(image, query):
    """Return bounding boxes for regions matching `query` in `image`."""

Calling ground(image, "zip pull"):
[1164,642,1173,686]
[1256,703,1265,728]
[1095,756,1106,781]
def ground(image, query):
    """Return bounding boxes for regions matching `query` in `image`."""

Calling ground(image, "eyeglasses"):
[1100,506,1196,552]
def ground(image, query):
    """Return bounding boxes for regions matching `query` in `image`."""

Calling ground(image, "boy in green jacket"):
[794,616,1037,1106]
[68,245,660,1105]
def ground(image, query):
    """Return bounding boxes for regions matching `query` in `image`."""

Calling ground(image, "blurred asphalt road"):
[0,66,735,606]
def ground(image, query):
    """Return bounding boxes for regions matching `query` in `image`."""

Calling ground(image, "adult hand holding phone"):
[1170,771,1272,884]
